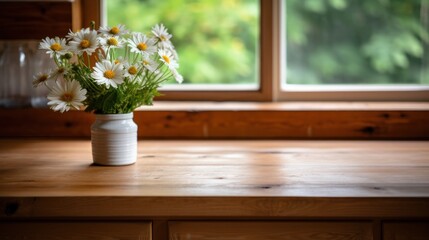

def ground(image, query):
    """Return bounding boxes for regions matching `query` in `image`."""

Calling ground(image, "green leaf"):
[304,0,327,13]
[392,52,409,68]
[329,0,347,10]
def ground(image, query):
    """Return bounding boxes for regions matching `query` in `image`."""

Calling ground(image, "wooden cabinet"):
[1,139,429,240]
[169,221,373,240]
[0,222,152,240]
[383,222,429,240]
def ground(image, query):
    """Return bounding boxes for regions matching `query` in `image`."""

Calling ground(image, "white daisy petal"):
[32,72,50,87]
[99,36,124,51]
[48,66,68,81]
[99,24,128,37]
[47,80,87,113]
[127,33,157,57]
[39,37,68,58]
[141,56,158,73]
[66,29,77,41]
[158,49,179,69]
[171,68,184,83]
[152,24,173,48]
[91,60,125,89]
[123,62,141,78]
[68,28,99,55]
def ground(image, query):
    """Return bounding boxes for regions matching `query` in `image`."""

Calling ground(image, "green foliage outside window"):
[108,0,429,85]
[107,0,259,85]
[286,0,429,84]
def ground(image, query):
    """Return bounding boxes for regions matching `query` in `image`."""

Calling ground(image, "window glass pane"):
[106,0,259,86]
[284,0,429,85]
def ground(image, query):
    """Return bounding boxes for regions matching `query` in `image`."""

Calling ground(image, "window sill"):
[1,101,428,139]
[139,101,429,111]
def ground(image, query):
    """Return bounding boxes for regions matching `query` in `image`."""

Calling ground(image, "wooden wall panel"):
[383,222,429,240]
[0,1,81,40]
[0,108,428,139]
[169,221,373,240]
[0,222,152,240]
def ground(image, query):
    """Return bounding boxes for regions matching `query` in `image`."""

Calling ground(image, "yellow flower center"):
[114,59,121,64]
[142,60,149,65]
[103,70,116,79]
[57,67,65,74]
[160,36,167,41]
[137,42,147,51]
[50,43,62,51]
[38,74,48,83]
[110,26,120,35]
[162,55,170,64]
[128,66,138,75]
[61,93,73,102]
[80,39,90,49]
[107,37,118,46]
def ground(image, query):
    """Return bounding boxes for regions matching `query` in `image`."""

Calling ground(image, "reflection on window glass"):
[107,0,259,85]
[285,0,429,85]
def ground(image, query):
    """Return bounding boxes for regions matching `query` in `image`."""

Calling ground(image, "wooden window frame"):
[87,0,429,102]
[84,0,274,101]
[273,0,429,102]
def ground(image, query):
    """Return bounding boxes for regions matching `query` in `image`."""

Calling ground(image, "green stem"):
[86,53,91,67]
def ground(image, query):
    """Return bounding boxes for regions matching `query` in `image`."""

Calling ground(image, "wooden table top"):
[1,139,429,218]
[1,139,429,197]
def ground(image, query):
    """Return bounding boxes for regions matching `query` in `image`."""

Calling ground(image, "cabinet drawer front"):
[0,222,151,240]
[169,221,373,240]
[384,222,429,240]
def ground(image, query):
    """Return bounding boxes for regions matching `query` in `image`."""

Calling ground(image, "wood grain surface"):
[0,139,429,218]
[383,222,429,240]
[1,102,429,139]
[169,221,373,240]
[0,222,151,240]
[0,1,80,40]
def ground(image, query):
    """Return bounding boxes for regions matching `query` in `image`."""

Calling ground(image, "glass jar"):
[0,40,32,108]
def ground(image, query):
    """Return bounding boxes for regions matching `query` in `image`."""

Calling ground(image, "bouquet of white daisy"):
[33,22,182,114]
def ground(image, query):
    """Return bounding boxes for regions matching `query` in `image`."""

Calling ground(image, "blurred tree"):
[286,0,429,84]
[107,0,429,85]
[107,0,259,85]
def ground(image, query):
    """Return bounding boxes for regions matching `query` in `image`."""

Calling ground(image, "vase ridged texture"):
[91,113,137,166]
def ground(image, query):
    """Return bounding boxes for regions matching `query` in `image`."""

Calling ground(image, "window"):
[279,0,429,101]
[106,0,259,88]
[100,0,272,101]
[87,0,429,102]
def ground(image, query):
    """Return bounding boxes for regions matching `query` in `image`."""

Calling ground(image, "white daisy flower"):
[91,60,125,89]
[47,80,87,113]
[32,72,51,87]
[168,45,180,61]
[69,28,99,55]
[48,66,68,81]
[113,57,125,65]
[99,24,128,36]
[141,56,158,73]
[152,24,173,48]
[99,36,124,51]
[66,29,77,41]
[158,49,179,69]
[123,62,141,79]
[39,37,67,57]
[171,68,184,83]
[127,33,156,56]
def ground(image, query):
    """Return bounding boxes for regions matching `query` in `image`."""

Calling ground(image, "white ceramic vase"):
[91,113,137,166]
